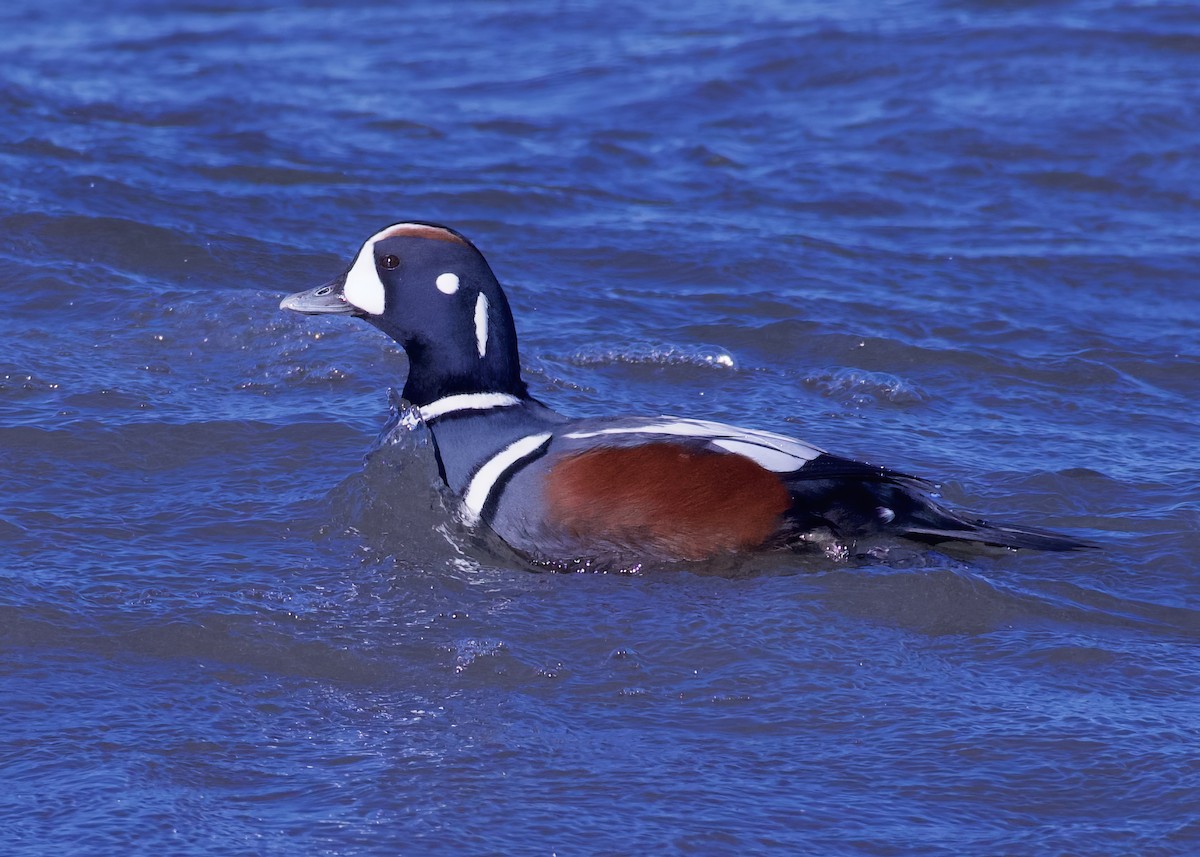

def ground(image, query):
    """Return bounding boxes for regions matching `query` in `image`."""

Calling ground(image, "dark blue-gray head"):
[280,222,526,405]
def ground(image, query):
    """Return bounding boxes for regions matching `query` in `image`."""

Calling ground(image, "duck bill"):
[279,275,358,315]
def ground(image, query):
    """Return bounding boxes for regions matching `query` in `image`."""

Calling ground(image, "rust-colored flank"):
[379,223,467,245]
[544,443,791,561]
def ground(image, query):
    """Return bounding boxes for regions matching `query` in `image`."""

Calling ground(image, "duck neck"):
[399,337,527,407]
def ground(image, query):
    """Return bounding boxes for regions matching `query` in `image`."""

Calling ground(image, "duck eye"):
[381,254,400,271]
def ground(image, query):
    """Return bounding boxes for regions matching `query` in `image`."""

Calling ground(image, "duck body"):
[281,222,1089,566]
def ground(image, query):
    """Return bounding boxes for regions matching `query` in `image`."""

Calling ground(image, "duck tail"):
[896,489,1094,552]
[901,516,1094,552]
[785,455,1095,552]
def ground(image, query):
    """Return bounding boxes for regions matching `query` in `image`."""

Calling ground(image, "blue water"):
[2,0,1199,853]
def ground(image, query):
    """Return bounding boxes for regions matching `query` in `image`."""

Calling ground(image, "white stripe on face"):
[461,432,553,525]
[474,292,489,358]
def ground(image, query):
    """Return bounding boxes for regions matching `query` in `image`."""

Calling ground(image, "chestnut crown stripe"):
[374,223,468,245]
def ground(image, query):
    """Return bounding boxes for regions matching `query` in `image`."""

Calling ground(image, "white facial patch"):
[342,241,386,315]
[474,292,489,358]
[436,272,460,295]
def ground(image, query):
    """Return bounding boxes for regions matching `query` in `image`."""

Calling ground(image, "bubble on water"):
[803,367,928,407]
[564,344,738,371]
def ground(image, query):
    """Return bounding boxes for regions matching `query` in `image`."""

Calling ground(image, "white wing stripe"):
[564,418,822,472]
[461,432,553,525]
[565,420,714,441]
[711,438,814,473]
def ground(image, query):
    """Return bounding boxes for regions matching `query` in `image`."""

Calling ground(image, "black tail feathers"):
[901,518,1093,552]
[896,490,1093,552]
[785,458,1094,552]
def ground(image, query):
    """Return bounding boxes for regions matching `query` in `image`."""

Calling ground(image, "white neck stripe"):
[461,432,553,526]
[419,392,522,422]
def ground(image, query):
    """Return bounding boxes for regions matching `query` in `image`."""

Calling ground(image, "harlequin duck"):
[280,221,1090,565]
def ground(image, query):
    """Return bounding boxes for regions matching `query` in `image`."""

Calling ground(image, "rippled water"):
[2,0,1199,853]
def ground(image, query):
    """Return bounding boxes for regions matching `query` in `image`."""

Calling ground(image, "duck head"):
[281,222,526,405]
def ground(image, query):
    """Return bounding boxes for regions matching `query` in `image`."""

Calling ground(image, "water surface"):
[2,0,1198,853]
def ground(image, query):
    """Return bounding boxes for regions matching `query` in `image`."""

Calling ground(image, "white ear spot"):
[474,293,489,358]
[342,243,385,315]
[436,272,460,295]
